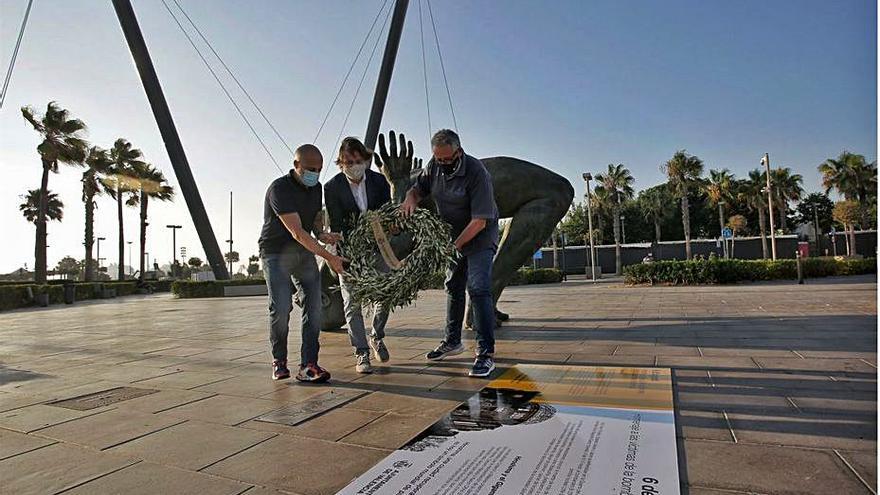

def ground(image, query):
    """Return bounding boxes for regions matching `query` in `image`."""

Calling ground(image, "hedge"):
[0,280,167,311]
[623,257,876,285]
[172,279,265,298]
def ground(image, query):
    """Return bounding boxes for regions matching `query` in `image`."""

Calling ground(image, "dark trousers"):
[443,248,495,356]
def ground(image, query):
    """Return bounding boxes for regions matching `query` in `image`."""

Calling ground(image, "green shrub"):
[0,285,37,311]
[624,257,876,285]
[171,279,266,298]
[509,268,564,286]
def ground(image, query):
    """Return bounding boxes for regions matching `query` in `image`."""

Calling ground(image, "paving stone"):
[243,406,384,441]
[133,371,236,390]
[790,396,877,417]
[658,357,759,369]
[727,412,876,451]
[0,443,138,495]
[753,357,876,373]
[340,412,439,449]
[838,450,877,492]
[0,403,106,433]
[34,408,185,449]
[110,420,274,470]
[684,439,870,495]
[676,410,734,441]
[161,394,282,425]
[194,374,290,398]
[0,392,45,412]
[205,435,390,495]
[566,354,656,366]
[345,391,461,417]
[350,368,452,389]
[0,428,55,460]
[63,461,251,494]
[616,345,700,356]
[113,388,215,413]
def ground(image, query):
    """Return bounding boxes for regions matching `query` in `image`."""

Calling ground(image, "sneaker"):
[355,351,373,374]
[370,337,390,362]
[425,341,465,361]
[469,355,495,378]
[296,363,331,383]
[272,360,290,380]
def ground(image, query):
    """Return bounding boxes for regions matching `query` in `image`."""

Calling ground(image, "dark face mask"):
[439,157,460,175]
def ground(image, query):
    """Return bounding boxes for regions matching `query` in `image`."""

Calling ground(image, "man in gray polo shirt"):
[401,129,499,377]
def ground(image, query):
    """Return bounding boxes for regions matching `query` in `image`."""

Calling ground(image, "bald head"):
[293,144,323,176]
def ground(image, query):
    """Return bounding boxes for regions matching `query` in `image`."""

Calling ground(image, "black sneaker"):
[272,360,290,380]
[370,337,390,362]
[426,342,465,361]
[469,355,495,377]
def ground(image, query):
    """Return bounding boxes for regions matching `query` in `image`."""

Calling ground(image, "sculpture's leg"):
[319,264,346,331]
[491,197,563,307]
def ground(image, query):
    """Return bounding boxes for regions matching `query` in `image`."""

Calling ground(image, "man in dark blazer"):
[324,137,392,373]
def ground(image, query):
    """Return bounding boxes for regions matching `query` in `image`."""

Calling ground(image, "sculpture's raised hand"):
[374,130,422,202]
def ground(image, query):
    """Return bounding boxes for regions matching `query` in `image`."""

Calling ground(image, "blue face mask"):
[299,169,320,187]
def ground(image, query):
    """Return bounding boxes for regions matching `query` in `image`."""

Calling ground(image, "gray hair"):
[431,129,460,150]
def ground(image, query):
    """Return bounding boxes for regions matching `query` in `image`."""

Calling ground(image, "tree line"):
[558,150,877,274]
[19,101,174,283]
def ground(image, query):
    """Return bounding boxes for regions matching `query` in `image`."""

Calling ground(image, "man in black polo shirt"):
[259,144,347,383]
[400,129,499,377]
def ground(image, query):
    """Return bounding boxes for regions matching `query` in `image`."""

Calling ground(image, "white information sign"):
[338,364,680,495]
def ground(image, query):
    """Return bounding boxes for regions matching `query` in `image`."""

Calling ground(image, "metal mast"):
[112,0,229,279]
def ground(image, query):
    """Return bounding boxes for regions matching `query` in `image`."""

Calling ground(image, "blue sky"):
[0,0,875,273]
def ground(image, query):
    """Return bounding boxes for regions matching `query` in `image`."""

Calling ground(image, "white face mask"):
[343,162,367,181]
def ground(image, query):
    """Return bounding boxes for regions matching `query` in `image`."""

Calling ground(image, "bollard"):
[796,250,804,284]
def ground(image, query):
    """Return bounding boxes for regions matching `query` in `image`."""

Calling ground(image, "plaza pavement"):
[0,275,876,495]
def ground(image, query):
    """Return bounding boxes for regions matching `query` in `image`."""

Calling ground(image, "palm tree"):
[819,151,878,229]
[21,102,87,283]
[595,164,634,274]
[726,215,747,258]
[705,169,735,252]
[639,187,671,242]
[590,186,612,245]
[770,167,803,232]
[661,150,704,259]
[82,146,112,281]
[739,169,769,259]
[132,163,174,282]
[106,139,145,280]
[20,189,63,223]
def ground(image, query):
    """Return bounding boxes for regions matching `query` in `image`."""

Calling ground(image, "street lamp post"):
[96,237,106,273]
[144,251,149,273]
[127,241,132,277]
[719,200,728,259]
[582,173,597,281]
[812,204,820,256]
[166,225,182,265]
[761,153,777,260]
[620,215,626,245]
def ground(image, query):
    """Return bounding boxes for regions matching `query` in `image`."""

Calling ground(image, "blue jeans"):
[262,250,322,366]
[444,248,495,356]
